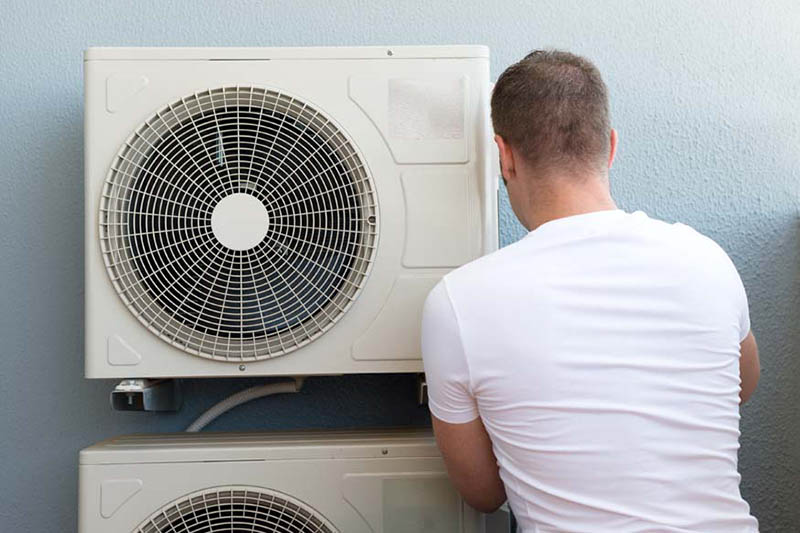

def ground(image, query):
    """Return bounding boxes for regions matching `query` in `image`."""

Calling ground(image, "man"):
[421,50,760,532]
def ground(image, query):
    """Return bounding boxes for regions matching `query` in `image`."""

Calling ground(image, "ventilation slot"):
[136,487,337,533]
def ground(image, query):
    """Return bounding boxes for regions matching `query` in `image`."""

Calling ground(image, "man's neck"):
[521,175,617,230]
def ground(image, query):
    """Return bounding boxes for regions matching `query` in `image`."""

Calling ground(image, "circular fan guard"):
[135,487,338,533]
[100,87,378,361]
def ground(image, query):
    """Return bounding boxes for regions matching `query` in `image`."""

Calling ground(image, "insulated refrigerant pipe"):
[185,377,305,432]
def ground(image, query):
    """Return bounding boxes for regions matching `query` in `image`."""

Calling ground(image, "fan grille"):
[136,487,338,533]
[100,87,378,361]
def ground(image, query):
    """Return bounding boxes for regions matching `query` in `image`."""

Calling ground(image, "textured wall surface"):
[1,0,798,530]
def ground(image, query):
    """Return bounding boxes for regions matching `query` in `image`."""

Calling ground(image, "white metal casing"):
[78,429,489,532]
[84,46,497,378]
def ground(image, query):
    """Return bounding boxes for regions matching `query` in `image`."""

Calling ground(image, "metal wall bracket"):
[110,379,182,412]
[416,373,428,406]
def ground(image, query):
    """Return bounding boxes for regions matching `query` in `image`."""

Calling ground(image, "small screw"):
[381,448,389,455]
[367,215,376,225]
[387,49,393,56]
[239,364,246,371]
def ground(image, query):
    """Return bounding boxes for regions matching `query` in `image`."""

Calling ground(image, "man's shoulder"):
[442,236,537,293]
[639,213,732,259]
[619,213,743,289]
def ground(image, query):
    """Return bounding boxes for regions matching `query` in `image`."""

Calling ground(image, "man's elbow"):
[739,364,760,404]
[739,332,760,405]
[470,500,505,514]
[464,491,506,514]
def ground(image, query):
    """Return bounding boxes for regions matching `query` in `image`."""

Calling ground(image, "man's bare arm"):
[431,415,506,513]
[739,331,760,404]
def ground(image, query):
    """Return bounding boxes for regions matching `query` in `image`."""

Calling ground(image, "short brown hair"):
[491,50,611,174]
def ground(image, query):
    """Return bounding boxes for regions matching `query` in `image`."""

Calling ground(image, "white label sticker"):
[389,78,465,140]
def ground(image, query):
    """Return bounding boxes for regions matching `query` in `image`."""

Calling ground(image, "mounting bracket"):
[110,379,182,412]
[416,373,428,406]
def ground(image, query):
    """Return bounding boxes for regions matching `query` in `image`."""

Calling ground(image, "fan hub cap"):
[211,193,270,251]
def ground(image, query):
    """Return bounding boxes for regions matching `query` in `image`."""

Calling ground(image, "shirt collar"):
[525,209,628,241]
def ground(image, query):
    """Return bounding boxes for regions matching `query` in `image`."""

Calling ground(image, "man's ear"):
[608,128,618,170]
[494,135,516,182]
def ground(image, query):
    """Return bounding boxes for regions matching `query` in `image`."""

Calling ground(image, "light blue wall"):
[1,1,798,530]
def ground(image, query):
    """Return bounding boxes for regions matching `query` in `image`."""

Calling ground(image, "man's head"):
[491,50,617,227]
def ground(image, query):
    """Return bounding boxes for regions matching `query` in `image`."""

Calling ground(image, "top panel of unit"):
[84,45,490,61]
[80,428,439,465]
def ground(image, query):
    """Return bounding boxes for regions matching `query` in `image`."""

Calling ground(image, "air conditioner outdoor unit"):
[84,46,497,378]
[79,428,495,532]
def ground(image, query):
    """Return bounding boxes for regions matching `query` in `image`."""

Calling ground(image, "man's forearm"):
[431,415,507,513]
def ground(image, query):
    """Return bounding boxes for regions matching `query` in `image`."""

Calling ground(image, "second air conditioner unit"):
[84,46,497,378]
[78,428,497,532]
